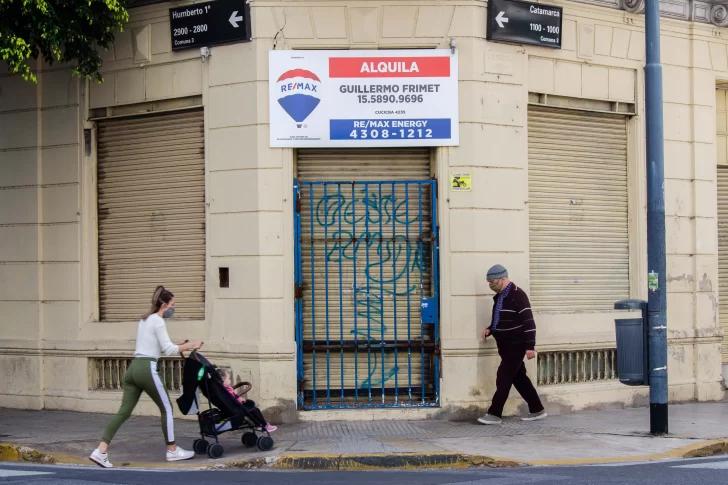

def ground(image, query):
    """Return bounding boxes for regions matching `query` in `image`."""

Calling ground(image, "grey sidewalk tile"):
[1,401,727,465]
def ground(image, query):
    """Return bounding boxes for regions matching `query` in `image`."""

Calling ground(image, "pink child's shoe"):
[257,424,277,432]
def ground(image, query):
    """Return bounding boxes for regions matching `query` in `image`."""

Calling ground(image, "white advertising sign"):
[269,50,459,148]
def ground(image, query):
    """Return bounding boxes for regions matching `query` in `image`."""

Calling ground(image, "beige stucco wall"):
[0,58,82,410]
[0,0,724,421]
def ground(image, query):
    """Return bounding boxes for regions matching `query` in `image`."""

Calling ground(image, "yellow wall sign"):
[450,172,472,192]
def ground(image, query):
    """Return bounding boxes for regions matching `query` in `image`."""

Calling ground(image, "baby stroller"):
[176,351,274,458]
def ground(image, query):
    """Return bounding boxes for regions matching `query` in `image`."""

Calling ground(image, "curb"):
[0,444,58,465]
[2,440,727,470]
[270,453,522,471]
[0,445,523,471]
[521,439,728,466]
[0,443,193,469]
[672,440,728,459]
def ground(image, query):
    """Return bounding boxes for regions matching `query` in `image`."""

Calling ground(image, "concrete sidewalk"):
[2,403,728,469]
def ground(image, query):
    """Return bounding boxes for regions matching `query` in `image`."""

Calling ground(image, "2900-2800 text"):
[173,24,208,36]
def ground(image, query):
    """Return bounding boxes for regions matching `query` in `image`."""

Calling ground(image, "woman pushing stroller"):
[89,286,204,468]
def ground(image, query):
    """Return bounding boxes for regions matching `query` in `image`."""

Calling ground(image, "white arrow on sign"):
[495,11,509,28]
[229,10,243,28]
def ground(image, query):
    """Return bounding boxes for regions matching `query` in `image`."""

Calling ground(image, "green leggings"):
[101,358,176,445]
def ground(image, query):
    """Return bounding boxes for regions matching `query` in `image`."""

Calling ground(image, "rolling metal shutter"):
[718,167,728,363]
[296,148,436,407]
[296,148,432,181]
[97,110,206,321]
[528,106,629,311]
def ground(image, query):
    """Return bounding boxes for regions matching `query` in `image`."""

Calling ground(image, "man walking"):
[478,264,547,425]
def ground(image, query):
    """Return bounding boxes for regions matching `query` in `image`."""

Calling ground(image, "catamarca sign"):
[486,0,563,49]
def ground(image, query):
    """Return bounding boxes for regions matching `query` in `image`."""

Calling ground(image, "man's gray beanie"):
[487,264,508,280]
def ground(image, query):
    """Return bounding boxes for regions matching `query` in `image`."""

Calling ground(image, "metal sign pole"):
[644,0,669,435]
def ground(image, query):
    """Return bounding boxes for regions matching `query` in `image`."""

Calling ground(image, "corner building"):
[1,0,726,421]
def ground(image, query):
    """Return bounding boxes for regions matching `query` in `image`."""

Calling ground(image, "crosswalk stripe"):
[0,469,55,477]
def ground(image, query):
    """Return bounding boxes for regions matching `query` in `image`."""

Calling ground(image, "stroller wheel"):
[257,436,274,452]
[242,432,257,448]
[193,439,209,454]
[207,443,224,459]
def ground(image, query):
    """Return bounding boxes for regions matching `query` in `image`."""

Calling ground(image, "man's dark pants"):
[487,341,544,418]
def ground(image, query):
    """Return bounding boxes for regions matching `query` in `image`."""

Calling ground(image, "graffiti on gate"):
[310,186,432,388]
[313,188,428,293]
[348,324,400,389]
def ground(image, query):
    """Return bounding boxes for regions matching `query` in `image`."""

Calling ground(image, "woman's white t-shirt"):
[134,313,179,359]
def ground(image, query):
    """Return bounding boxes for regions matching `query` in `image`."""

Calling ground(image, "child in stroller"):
[217,368,277,432]
[176,351,275,458]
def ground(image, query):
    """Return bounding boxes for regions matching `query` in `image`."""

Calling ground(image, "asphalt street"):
[2,456,728,485]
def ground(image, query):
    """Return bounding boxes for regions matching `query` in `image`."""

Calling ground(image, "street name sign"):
[169,0,251,52]
[486,0,563,49]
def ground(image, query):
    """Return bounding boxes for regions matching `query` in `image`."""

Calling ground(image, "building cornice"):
[572,0,728,26]
[127,0,727,26]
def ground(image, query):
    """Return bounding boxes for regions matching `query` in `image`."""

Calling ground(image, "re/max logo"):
[280,82,318,92]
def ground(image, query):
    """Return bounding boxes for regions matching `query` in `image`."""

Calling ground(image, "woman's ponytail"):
[142,285,174,320]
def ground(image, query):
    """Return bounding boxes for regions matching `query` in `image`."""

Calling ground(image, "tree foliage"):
[0,0,128,83]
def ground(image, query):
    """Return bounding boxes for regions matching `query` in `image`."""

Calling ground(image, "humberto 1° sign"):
[268,50,459,148]
[169,0,251,52]
[487,0,563,49]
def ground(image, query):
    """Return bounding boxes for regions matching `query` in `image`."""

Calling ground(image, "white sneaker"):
[89,449,113,468]
[166,446,195,462]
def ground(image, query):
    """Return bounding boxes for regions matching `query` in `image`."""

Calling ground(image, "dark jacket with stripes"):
[487,284,537,350]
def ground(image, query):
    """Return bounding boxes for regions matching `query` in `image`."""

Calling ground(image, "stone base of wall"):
[0,351,722,423]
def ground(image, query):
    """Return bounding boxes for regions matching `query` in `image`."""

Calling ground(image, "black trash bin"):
[614,299,648,386]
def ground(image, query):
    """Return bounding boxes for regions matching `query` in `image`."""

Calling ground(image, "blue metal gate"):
[294,180,440,409]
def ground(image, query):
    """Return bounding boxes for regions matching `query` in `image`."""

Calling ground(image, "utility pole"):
[644,0,668,435]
